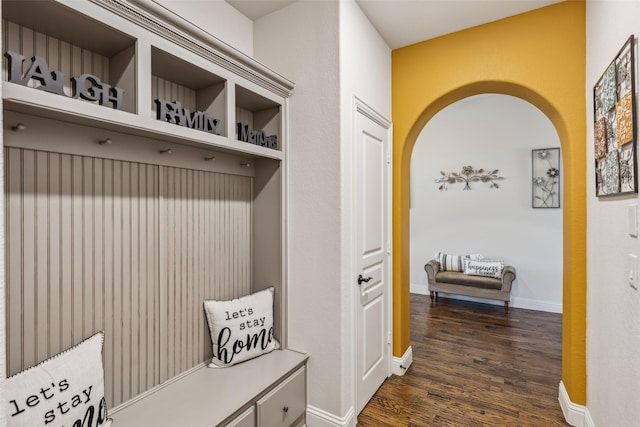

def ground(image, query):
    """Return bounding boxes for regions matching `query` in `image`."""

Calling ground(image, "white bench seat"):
[110,349,308,427]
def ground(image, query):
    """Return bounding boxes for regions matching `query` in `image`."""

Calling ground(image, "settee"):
[424,259,516,312]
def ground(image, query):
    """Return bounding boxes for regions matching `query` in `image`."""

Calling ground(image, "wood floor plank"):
[358,294,568,426]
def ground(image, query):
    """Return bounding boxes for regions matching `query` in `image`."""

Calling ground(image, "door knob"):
[358,274,373,285]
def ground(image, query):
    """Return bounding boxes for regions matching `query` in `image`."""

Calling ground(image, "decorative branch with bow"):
[435,166,504,191]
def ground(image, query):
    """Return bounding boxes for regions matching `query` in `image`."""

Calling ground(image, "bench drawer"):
[225,406,255,427]
[256,367,306,427]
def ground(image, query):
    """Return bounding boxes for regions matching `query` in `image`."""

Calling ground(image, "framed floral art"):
[594,35,637,197]
[532,148,561,208]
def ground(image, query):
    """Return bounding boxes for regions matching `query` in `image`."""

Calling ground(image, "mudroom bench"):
[1,2,305,427]
[110,349,308,427]
[424,259,516,312]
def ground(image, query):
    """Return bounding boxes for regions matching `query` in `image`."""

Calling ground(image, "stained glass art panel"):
[616,92,633,146]
[601,63,618,113]
[605,150,620,195]
[594,117,607,159]
[620,143,636,193]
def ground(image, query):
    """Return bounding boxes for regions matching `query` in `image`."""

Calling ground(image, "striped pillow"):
[435,252,483,272]
[464,259,505,279]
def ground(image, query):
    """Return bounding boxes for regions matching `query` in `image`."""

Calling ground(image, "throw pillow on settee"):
[463,259,505,279]
[434,252,483,272]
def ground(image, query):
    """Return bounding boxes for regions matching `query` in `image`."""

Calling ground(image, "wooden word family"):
[155,99,220,134]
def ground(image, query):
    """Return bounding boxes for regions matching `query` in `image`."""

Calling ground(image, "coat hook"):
[204,156,216,161]
[98,138,112,145]
[11,123,25,131]
[160,148,172,154]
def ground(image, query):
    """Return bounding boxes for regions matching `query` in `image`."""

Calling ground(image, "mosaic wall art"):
[594,35,637,197]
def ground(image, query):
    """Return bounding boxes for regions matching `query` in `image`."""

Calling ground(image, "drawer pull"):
[283,406,289,413]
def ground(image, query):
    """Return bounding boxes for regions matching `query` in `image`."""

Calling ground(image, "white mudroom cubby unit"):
[1,1,306,426]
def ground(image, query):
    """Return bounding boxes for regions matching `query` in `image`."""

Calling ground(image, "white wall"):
[253,1,345,424]
[152,0,254,56]
[410,94,563,312]
[586,2,640,426]
[339,1,392,119]
[253,1,390,425]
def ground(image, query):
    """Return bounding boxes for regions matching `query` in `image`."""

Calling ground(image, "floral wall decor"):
[594,35,637,196]
[435,166,504,191]
[532,148,561,208]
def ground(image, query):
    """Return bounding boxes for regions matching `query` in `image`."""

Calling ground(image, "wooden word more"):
[237,122,278,149]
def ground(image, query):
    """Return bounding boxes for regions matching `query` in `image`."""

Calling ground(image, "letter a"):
[4,52,64,95]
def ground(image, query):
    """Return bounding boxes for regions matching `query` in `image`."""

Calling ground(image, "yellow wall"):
[391,1,586,405]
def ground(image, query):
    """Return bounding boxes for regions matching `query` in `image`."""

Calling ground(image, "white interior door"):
[354,101,391,414]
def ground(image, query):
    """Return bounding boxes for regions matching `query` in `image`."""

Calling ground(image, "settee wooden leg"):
[430,291,438,302]
[504,301,510,313]
[429,291,434,302]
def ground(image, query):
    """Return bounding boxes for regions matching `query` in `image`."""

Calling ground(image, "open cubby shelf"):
[236,84,282,152]
[151,47,228,137]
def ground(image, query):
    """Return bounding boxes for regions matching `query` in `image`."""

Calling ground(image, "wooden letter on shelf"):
[4,51,65,95]
[72,74,125,110]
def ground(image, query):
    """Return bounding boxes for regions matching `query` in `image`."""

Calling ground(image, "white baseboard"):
[410,282,429,295]
[391,345,413,376]
[558,381,585,426]
[512,296,562,313]
[410,283,562,313]
[583,408,595,427]
[306,405,356,427]
[305,348,411,426]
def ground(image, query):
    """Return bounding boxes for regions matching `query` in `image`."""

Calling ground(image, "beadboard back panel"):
[237,107,254,130]
[4,147,252,407]
[2,19,109,90]
[151,75,197,117]
[158,165,252,382]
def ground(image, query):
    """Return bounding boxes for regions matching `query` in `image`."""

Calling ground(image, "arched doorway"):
[392,79,586,409]
[409,94,563,312]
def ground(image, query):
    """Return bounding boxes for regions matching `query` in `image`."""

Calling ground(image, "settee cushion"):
[435,252,483,272]
[435,271,502,290]
[463,259,505,279]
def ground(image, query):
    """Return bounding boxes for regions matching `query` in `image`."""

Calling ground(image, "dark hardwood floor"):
[357,294,568,426]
